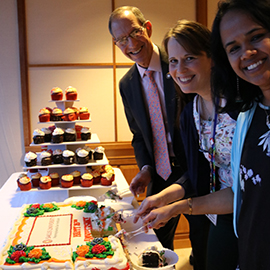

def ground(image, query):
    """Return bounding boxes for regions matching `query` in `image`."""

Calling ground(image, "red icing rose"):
[31,204,40,209]
[10,250,26,263]
[91,244,107,254]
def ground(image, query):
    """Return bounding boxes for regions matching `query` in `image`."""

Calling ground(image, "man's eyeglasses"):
[114,26,145,47]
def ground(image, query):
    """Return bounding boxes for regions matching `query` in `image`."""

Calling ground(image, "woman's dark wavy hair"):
[162,20,211,125]
[211,0,270,112]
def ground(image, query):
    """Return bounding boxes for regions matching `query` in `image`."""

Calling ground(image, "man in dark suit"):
[108,6,187,250]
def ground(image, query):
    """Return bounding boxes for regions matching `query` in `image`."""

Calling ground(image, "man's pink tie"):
[145,70,171,180]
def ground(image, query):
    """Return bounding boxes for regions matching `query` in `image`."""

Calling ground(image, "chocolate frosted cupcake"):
[61,174,74,188]
[62,150,75,165]
[24,152,37,167]
[93,146,104,160]
[76,148,89,164]
[39,151,52,166]
[31,172,42,187]
[41,127,52,142]
[52,149,63,164]
[49,172,60,187]
[80,127,91,141]
[71,170,81,185]
[81,173,93,187]
[39,176,52,189]
[51,107,63,121]
[52,127,64,143]
[33,129,45,144]
[64,128,76,141]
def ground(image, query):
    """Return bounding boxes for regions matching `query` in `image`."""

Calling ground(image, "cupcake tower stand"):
[23,99,112,197]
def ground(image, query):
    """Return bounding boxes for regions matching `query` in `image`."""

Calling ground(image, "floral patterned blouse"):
[193,95,236,189]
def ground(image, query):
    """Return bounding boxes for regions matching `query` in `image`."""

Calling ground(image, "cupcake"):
[71,107,79,120]
[39,151,52,166]
[80,127,91,141]
[62,150,75,165]
[52,149,63,164]
[75,124,83,139]
[93,146,104,160]
[49,172,60,187]
[51,107,63,121]
[90,168,101,184]
[76,148,89,164]
[64,128,76,141]
[81,173,93,187]
[41,127,52,142]
[100,171,115,186]
[31,172,42,187]
[18,176,32,191]
[61,174,74,188]
[52,127,64,143]
[79,107,90,120]
[38,108,51,122]
[51,87,63,101]
[17,173,27,188]
[62,107,77,121]
[102,165,114,174]
[39,176,52,189]
[24,151,37,167]
[71,170,81,185]
[32,129,45,144]
[65,86,77,100]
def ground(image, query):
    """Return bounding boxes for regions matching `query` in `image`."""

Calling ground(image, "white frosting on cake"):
[65,128,75,134]
[0,202,128,270]
[53,149,62,155]
[52,127,64,135]
[19,176,31,184]
[51,87,63,94]
[95,146,105,153]
[77,149,88,157]
[39,151,51,159]
[81,127,90,134]
[41,127,52,134]
[62,174,73,181]
[24,152,37,162]
[63,150,75,157]
[40,176,51,183]
[81,173,93,180]
[33,129,45,136]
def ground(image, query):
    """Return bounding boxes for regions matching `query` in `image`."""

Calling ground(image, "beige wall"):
[0,0,221,187]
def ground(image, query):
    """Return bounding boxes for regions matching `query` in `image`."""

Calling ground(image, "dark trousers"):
[147,165,186,250]
[206,214,238,270]
[185,214,211,270]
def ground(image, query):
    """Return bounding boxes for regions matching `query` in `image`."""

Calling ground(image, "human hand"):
[129,166,152,197]
[133,194,164,224]
[141,204,174,230]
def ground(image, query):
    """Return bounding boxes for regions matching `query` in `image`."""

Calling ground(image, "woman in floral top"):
[133,20,239,270]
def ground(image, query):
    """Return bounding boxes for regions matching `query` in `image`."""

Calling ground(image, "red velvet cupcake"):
[79,107,90,120]
[39,176,52,189]
[18,176,32,191]
[81,173,93,187]
[49,172,60,187]
[90,168,101,184]
[65,86,77,100]
[61,174,74,188]
[31,172,42,187]
[71,170,81,185]
[17,173,27,188]
[100,171,115,186]
[51,87,63,101]
[38,108,51,122]
[62,108,77,121]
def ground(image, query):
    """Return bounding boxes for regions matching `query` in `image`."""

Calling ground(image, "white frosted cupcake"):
[81,173,93,187]
[76,148,89,164]
[39,151,52,166]
[41,127,52,142]
[24,151,37,167]
[39,176,52,189]
[61,174,74,188]
[52,127,64,143]
[33,129,45,144]
[62,150,75,165]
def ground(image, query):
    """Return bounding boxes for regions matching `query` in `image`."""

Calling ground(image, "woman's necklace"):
[201,96,214,121]
[258,102,270,129]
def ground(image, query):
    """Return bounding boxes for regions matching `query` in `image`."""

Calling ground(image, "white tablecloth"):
[0,168,162,256]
